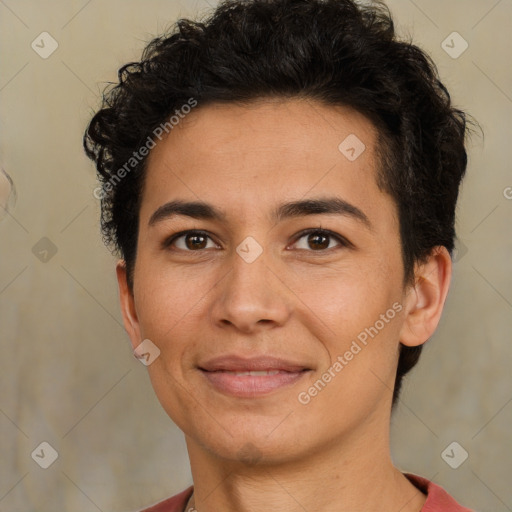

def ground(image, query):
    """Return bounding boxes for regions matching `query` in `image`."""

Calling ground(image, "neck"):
[184,415,426,512]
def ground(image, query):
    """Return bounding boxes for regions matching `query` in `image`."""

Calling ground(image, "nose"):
[210,244,292,334]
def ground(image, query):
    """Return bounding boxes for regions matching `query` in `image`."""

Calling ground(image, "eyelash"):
[162,228,351,253]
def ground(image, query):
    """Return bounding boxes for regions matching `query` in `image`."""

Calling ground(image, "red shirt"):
[140,473,473,511]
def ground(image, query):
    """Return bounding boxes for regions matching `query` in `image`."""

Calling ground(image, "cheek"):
[288,260,404,387]
[135,267,208,426]
[135,261,211,341]
[286,260,397,336]
[135,250,403,356]
[294,296,403,433]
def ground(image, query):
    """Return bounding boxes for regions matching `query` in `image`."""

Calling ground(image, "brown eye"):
[164,230,218,251]
[184,233,207,250]
[292,229,349,252]
[307,232,330,250]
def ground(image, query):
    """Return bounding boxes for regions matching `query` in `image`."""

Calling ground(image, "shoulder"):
[138,486,194,512]
[405,473,475,511]
[136,477,476,512]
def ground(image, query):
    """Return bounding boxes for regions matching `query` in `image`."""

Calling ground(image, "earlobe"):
[399,246,452,348]
[116,260,141,350]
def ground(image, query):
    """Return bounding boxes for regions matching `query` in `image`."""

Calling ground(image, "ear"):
[399,246,452,347]
[116,259,141,351]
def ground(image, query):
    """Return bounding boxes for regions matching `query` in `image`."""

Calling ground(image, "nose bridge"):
[211,238,291,331]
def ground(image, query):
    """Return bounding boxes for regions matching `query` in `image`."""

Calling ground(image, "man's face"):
[121,98,412,464]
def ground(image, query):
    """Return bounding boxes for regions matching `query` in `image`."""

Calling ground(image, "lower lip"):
[200,370,309,397]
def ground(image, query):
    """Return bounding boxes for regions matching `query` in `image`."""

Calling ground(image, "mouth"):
[198,355,312,397]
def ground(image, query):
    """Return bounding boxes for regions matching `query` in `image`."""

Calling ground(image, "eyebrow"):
[148,197,372,230]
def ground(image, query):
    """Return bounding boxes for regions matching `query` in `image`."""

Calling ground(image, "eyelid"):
[162,228,352,252]
[161,229,219,251]
[289,228,353,251]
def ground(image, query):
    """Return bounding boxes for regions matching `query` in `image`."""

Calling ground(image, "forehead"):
[151,98,377,161]
[141,98,394,230]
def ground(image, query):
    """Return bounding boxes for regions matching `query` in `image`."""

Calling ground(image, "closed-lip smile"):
[198,355,312,397]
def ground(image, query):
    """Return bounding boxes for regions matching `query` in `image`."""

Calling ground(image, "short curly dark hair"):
[84,0,473,406]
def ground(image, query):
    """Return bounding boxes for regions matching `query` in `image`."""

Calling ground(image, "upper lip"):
[199,355,310,372]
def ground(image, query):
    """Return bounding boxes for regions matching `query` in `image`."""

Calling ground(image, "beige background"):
[1,0,511,510]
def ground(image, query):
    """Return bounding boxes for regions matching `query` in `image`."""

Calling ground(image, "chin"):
[188,421,319,468]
